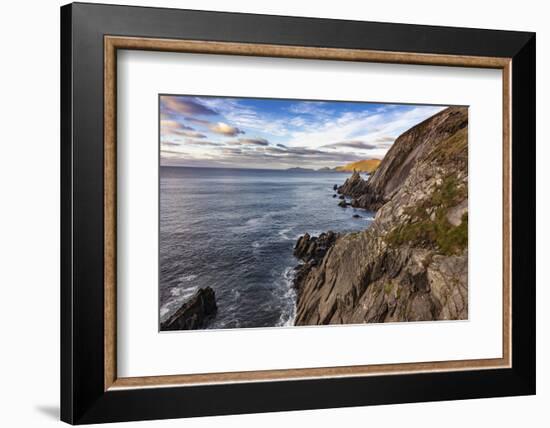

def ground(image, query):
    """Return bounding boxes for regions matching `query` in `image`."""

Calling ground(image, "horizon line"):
[159,164,364,172]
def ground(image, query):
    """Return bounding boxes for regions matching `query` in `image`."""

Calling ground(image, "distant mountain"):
[334,159,381,173]
[316,166,334,172]
[285,167,314,172]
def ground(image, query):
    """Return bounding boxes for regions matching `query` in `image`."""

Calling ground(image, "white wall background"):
[0,1,546,427]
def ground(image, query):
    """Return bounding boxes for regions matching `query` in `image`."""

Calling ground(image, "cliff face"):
[294,106,468,325]
[340,106,468,211]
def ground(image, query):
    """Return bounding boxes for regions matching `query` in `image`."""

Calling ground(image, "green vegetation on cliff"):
[385,127,468,256]
[385,175,468,255]
[335,159,381,173]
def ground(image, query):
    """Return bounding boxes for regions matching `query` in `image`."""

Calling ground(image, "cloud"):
[159,98,448,169]
[197,97,290,137]
[183,139,221,147]
[185,117,211,126]
[211,144,370,168]
[285,106,444,151]
[161,149,185,156]
[374,136,395,143]
[161,138,383,169]
[230,137,269,146]
[322,140,378,150]
[288,101,332,116]
[221,147,243,155]
[161,119,207,139]
[161,96,218,116]
[208,122,245,137]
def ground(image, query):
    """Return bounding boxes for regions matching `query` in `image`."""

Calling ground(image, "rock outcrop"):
[339,107,468,211]
[161,287,218,330]
[294,107,468,325]
[337,170,369,199]
[293,232,339,297]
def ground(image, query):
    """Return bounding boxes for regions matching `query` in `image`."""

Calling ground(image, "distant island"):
[285,167,315,172]
[284,159,382,173]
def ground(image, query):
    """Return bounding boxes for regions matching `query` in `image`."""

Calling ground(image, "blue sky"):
[160,95,446,169]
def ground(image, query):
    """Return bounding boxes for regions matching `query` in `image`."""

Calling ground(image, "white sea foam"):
[232,211,280,233]
[277,227,293,241]
[245,217,261,227]
[170,285,198,298]
[276,266,297,327]
[179,274,198,283]
[161,285,199,322]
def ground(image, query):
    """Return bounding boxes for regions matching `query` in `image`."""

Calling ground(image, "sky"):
[160,95,447,170]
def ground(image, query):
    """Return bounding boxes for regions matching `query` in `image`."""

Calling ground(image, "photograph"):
[159,95,469,331]
[52,1,537,425]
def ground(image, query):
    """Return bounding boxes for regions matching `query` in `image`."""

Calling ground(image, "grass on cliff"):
[335,159,381,173]
[426,126,468,167]
[385,175,468,255]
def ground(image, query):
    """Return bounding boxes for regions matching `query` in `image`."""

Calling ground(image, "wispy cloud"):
[229,137,270,146]
[159,95,448,169]
[322,140,379,150]
[161,96,217,116]
[160,119,207,140]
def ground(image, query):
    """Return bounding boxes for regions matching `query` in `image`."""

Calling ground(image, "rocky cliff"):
[294,106,468,325]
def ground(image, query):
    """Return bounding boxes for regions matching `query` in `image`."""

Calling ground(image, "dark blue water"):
[159,166,374,329]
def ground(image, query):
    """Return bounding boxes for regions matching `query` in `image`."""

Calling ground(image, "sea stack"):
[160,287,218,330]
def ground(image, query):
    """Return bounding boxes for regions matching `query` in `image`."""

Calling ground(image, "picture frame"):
[60,2,535,424]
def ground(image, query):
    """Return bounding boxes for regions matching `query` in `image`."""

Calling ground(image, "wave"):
[277,227,293,241]
[276,266,297,327]
[178,274,198,284]
[230,211,281,233]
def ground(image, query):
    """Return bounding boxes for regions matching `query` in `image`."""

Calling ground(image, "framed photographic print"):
[60,2,536,424]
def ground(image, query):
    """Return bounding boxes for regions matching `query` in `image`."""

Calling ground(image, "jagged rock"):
[332,194,337,198]
[333,184,338,190]
[293,232,338,296]
[352,214,361,218]
[161,287,217,330]
[294,231,337,262]
[339,195,345,200]
[294,107,469,326]
[337,170,369,198]
[338,200,349,208]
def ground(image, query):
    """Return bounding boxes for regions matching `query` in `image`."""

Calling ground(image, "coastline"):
[291,106,469,326]
[159,168,371,330]
[159,106,468,330]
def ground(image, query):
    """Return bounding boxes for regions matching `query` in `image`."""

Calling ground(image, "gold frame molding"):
[104,36,512,391]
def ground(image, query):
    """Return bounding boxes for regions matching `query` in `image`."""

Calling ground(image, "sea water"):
[159,166,374,329]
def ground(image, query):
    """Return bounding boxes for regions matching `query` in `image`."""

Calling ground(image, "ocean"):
[159,166,374,329]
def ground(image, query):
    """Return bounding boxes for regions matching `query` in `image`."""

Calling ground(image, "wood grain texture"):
[104,37,117,391]
[502,62,512,366]
[111,357,507,389]
[103,35,512,390]
[106,36,511,68]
